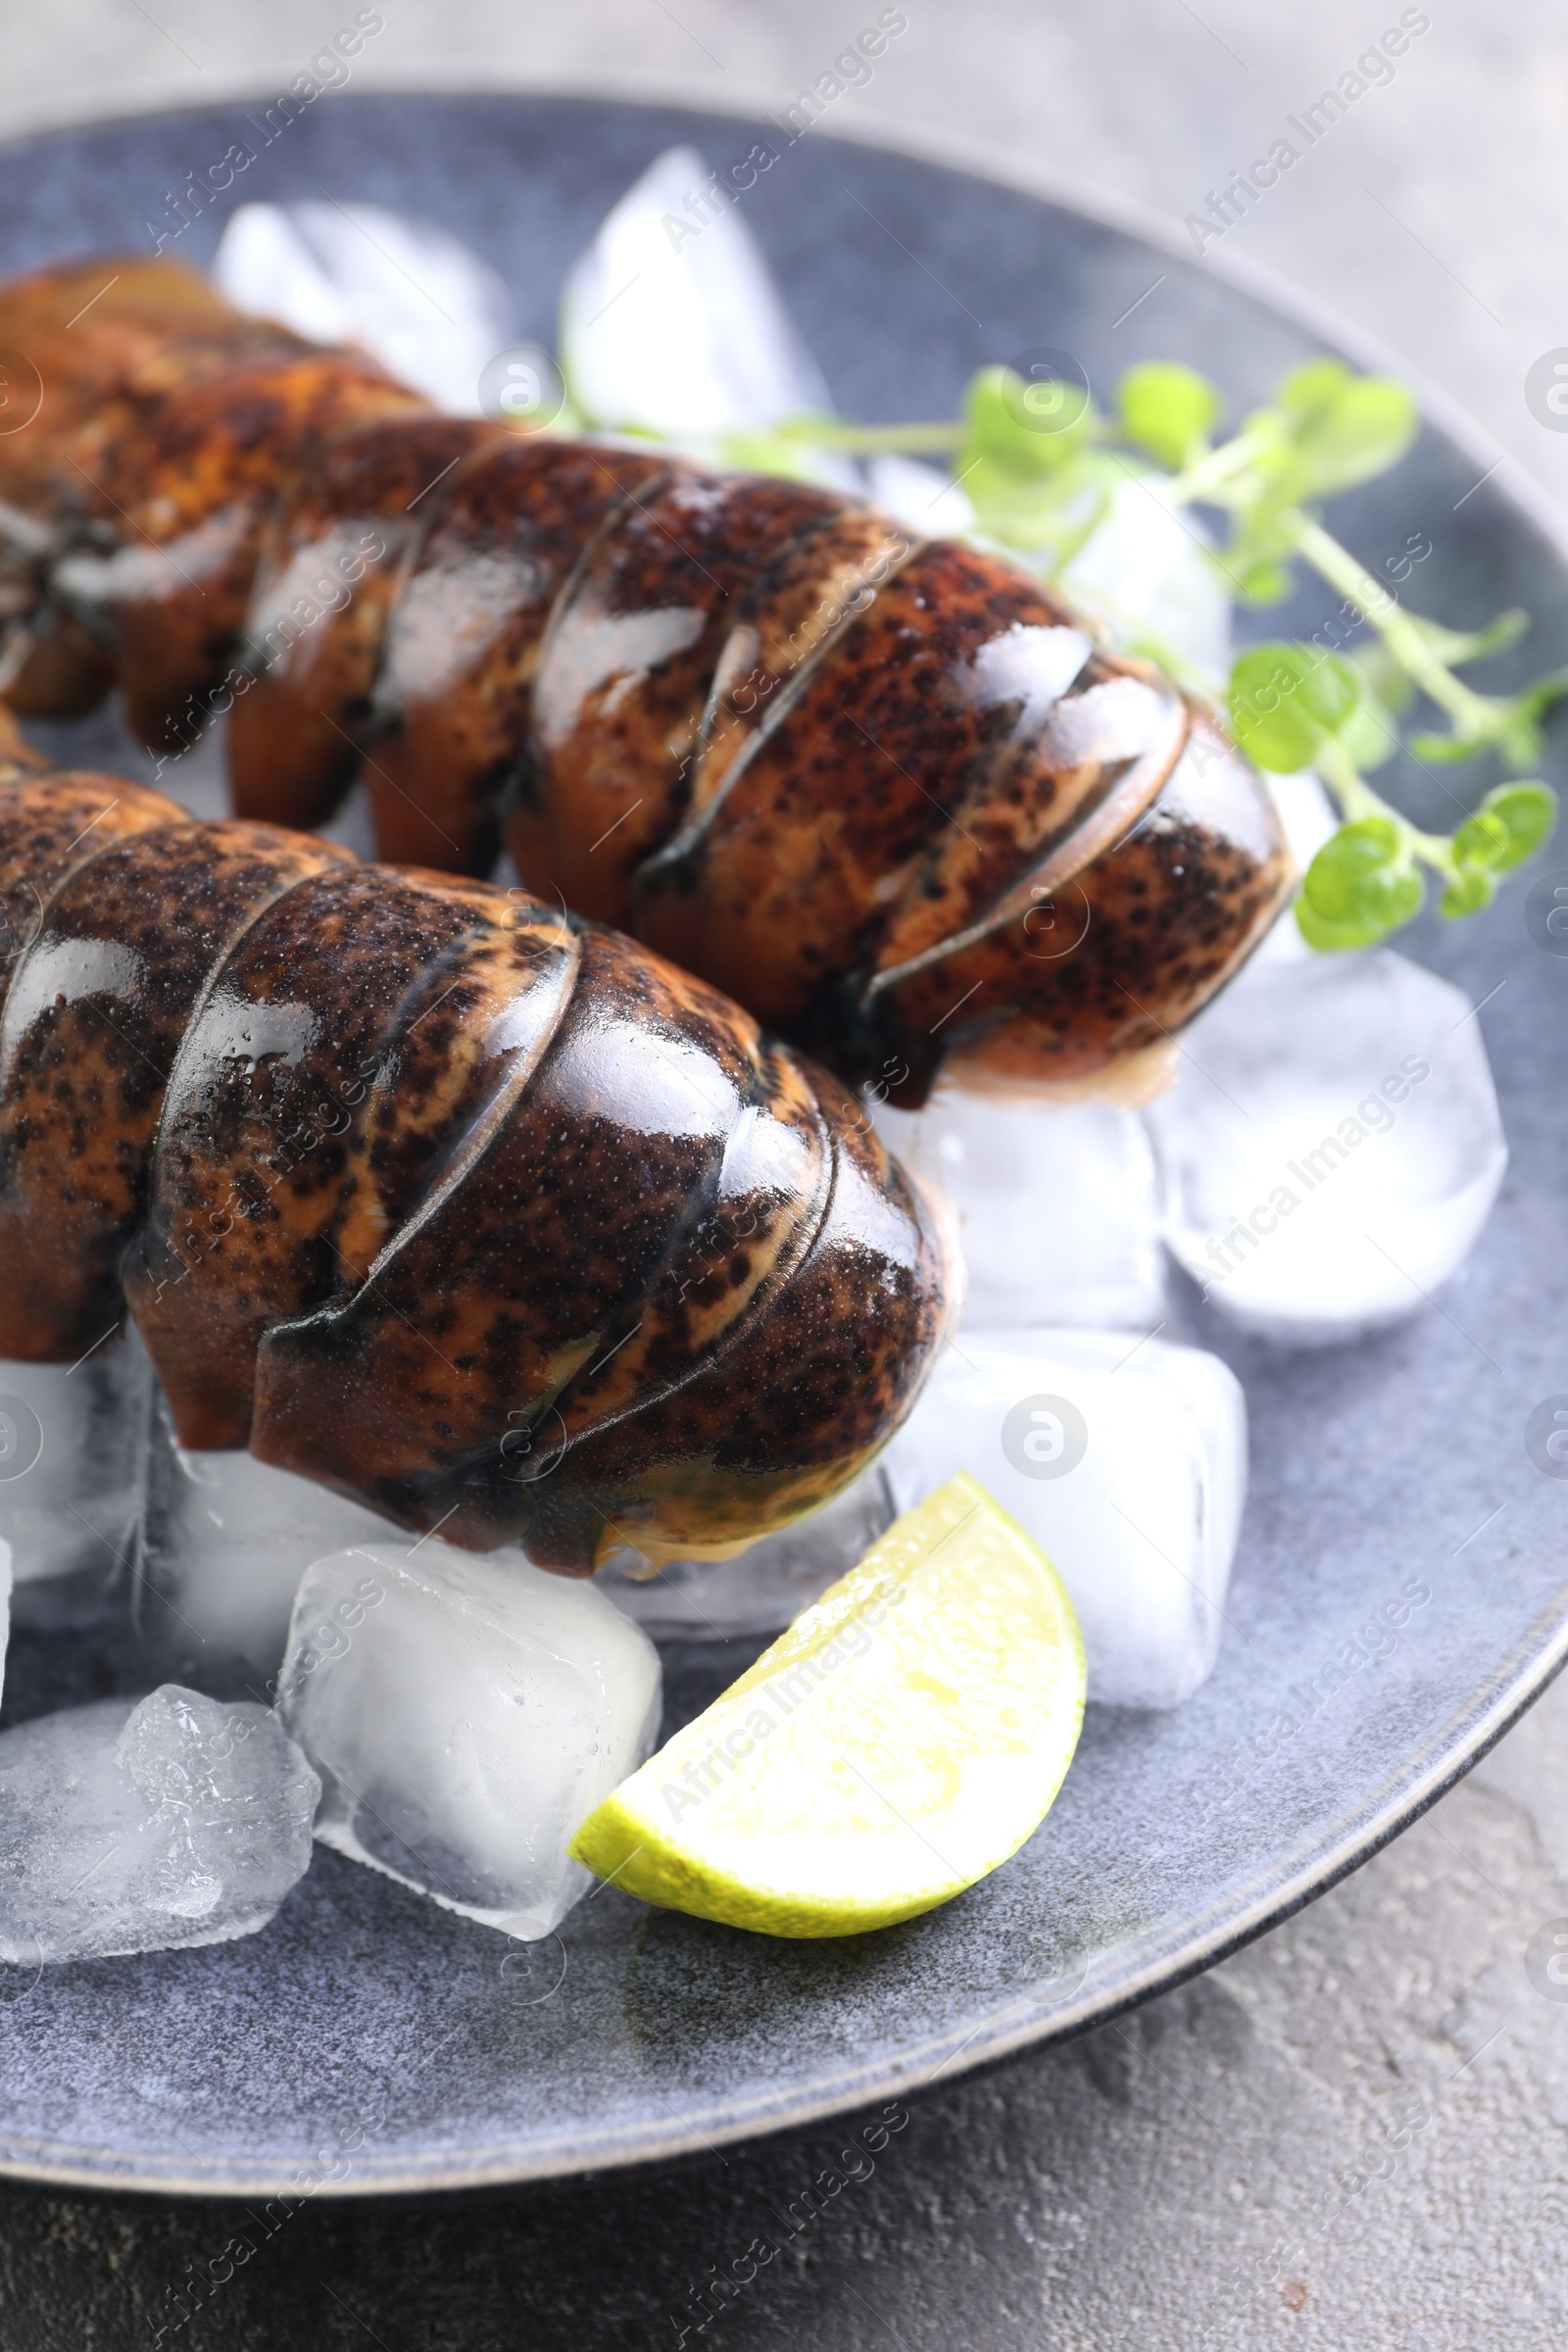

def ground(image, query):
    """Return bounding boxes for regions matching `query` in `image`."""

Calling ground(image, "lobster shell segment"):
[0,770,953,1571]
[0,256,1294,1106]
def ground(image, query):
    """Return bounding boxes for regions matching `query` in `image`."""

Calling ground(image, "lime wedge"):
[569,1471,1086,1937]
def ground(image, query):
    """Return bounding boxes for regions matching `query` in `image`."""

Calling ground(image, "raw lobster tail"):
[0,255,1293,1105]
[0,747,953,1571]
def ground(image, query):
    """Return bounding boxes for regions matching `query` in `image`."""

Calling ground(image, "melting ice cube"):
[1254,769,1341,951]
[558,144,831,438]
[1144,947,1507,1345]
[598,1469,896,1641]
[0,1686,319,1964]
[136,1398,395,1694]
[876,1091,1166,1333]
[213,200,514,413]
[865,454,980,542]
[879,1330,1247,1708]
[276,1541,662,1940]
[0,1345,147,1629]
[1058,472,1234,693]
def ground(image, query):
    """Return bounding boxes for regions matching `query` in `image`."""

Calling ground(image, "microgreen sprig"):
[1226,641,1554,945]
[740,355,1563,953]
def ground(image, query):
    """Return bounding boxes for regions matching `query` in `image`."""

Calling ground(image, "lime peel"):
[569,1472,1087,1938]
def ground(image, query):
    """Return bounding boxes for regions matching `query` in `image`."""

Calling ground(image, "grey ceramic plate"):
[0,91,1565,2198]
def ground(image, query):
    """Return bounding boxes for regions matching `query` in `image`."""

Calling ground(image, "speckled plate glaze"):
[0,91,1565,2197]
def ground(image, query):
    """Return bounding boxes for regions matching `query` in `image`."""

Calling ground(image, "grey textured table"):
[1,5,1566,2345]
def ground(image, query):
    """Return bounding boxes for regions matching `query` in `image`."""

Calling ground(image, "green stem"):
[1022,478,1117,578]
[1292,519,1494,735]
[1315,740,1457,879]
[1164,424,1282,507]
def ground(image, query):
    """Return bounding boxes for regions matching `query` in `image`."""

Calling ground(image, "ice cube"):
[1247,769,1341,973]
[0,1345,148,1629]
[875,1090,1166,1334]
[879,1330,1247,1708]
[135,1396,395,1694]
[598,1469,896,1640]
[0,1686,319,1963]
[865,454,980,542]
[1144,947,1507,1345]
[213,201,514,414]
[1057,473,1233,694]
[558,145,832,438]
[276,1541,662,1940]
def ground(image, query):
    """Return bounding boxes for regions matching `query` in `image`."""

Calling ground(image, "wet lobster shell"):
[0,255,1292,1107]
[0,730,954,1572]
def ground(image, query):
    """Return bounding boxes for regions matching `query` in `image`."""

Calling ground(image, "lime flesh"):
[570,1471,1087,1937]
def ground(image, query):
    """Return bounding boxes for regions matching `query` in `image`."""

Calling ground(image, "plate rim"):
[0,81,1565,2199]
[0,1608,1561,2201]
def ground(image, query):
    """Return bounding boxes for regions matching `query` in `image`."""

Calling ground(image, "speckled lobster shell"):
[0,254,1292,1105]
[0,739,954,1571]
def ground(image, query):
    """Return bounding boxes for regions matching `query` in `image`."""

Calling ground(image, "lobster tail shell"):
[0,256,1292,1107]
[0,769,953,1570]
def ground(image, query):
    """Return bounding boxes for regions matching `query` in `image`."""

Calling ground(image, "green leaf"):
[1508,671,1568,760]
[1297,896,1390,951]
[1276,361,1418,497]
[1301,815,1410,915]
[1233,559,1296,605]
[1117,363,1222,470]
[1229,402,1301,488]
[1486,779,1557,863]
[1407,725,1490,764]
[957,362,1108,551]
[1441,867,1495,918]
[961,366,1092,482]
[1298,817,1424,948]
[1452,781,1556,873]
[1228,643,1362,771]
[962,464,1104,555]
[1450,808,1512,871]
